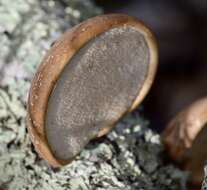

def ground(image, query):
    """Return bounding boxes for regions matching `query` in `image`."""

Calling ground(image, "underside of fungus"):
[162,97,207,185]
[27,14,158,167]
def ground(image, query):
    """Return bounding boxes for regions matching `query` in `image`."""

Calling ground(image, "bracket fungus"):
[162,97,207,185]
[27,14,158,167]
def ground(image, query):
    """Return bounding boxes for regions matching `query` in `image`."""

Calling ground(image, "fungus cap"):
[27,14,158,167]
[162,97,207,185]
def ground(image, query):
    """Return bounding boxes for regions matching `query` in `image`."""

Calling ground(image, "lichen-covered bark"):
[0,0,188,189]
[202,164,207,190]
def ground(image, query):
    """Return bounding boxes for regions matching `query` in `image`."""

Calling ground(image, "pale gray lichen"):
[0,0,188,189]
[202,164,207,190]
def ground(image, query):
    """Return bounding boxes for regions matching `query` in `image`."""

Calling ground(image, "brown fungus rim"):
[27,14,158,167]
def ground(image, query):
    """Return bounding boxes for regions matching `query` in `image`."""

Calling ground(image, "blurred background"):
[94,0,207,131]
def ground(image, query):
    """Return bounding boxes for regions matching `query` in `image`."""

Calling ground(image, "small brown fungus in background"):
[27,14,158,167]
[162,97,207,186]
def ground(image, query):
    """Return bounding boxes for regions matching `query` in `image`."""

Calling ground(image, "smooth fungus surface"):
[46,26,150,161]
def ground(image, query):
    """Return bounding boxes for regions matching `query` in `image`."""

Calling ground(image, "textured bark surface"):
[0,0,188,189]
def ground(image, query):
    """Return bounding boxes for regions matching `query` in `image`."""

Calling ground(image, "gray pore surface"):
[46,26,149,161]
